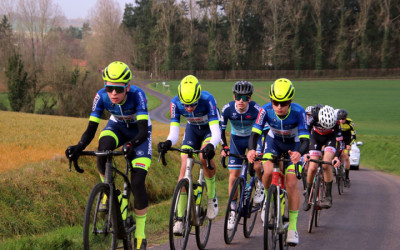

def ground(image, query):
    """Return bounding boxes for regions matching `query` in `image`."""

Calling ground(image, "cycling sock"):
[134,213,146,239]
[325,181,333,197]
[345,169,349,179]
[177,193,188,217]
[205,176,216,199]
[288,210,298,231]
[230,200,237,210]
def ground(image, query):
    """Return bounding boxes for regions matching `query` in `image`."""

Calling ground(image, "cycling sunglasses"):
[235,94,251,102]
[104,84,128,93]
[183,101,198,108]
[271,100,291,107]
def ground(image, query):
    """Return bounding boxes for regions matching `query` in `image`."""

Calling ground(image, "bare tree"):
[222,0,247,70]
[15,0,64,112]
[355,0,373,68]
[87,0,123,69]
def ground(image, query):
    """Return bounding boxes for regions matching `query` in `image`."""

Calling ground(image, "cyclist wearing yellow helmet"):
[66,61,151,249]
[158,75,221,233]
[247,78,310,246]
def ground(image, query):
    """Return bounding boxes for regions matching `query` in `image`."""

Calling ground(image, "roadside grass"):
[0,111,229,248]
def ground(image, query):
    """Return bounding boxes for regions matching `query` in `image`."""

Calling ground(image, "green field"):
[151,79,400,136]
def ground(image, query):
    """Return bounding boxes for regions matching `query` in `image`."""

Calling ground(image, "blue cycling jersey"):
[252,102,309,142]
[170,91,220,126]
[221,101,261,136]
[90,85,151,126]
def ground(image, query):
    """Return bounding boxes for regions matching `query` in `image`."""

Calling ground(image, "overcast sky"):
[53,0,133,19]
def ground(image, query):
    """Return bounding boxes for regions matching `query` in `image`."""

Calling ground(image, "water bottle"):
[119,192,128,220]
[196,186,202,205]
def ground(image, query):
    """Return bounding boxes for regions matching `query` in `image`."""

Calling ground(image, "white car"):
[349,141,363,170]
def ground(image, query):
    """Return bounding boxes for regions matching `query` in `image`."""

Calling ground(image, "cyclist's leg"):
[321,146,335,209]
[285,166,300,245]
[129,126,152,249]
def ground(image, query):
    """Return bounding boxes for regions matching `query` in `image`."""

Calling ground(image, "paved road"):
[137,81,171,124]
[149,168,400,250]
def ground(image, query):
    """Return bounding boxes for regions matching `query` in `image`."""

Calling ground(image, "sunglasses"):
[104,84,128,93]
[183,102,198,108]
[272,100,291,107]
[235,94,251,102]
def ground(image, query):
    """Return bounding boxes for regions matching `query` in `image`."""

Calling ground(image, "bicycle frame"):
[183,154,206,227]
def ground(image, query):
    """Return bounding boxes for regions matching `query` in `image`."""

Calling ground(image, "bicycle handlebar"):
[307,155,337,166]
[158,147,213,170]
[68,150,129,174]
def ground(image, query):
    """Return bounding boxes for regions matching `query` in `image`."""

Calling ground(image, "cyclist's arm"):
[350,119,356,143]
[209,121,221,148]
[221,129,228,147]
[129,119,149,147]
[334,124,343,157]
[79,120,99,147]
[220,104,230,147]
[298,136,310,155]
[248,131,261,151]
[166,122,180,145]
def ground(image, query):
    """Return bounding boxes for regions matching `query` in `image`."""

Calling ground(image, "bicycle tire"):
[195,181,212,249]
[83,183,118,250]
[315,178,325,228]
[224,177,243,244]
[243,179,259,238]
[169,178,191,250]
[121,184,135,249]
[264,184,279,250]
[280,190,290,250]
[308,174,320,233]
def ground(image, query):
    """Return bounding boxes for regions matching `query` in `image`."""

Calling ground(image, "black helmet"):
[233,81,254,95]
[337,109,348,120]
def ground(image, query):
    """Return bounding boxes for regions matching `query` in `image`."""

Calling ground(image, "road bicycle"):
[68,150,136,250]
[306,157,335,233]
[159,147,212,250]
[221,153,263,244]
[263,154,301,250]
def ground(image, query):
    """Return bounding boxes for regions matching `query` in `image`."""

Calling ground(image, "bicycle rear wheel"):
[315,178,325,228]
[243,179,259,238]
[195,181,212,249]
[224,177,243,244]
[264,184,279,250]
[169,178,191,250]
[83,183,117,250]
[338,165,345,195]
[308,175,320,233]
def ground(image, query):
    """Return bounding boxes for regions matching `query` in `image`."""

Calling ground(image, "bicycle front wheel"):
[264,184,279,250]
[195,181,211,250]
[224,177,243,244]
[83,183,117,250]
[308,175,320,233]
[243,179,259,238]
[169,178,191,250]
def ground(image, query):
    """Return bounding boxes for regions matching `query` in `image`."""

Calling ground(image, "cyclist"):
[158,75,221,234]
[337,109,356,187]
[220,81,265,230]
[303,105,342,212]
[66,61,151,249]
[247,78,310,245]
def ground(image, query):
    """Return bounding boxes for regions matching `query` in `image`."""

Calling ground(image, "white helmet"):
[318,105,336,129]
[305,106,313,114]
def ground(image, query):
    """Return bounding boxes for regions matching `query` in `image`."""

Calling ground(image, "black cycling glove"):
[122,141,136,160]
[65,142,86,161]
[158,140,172,153]
[202,143,215,159]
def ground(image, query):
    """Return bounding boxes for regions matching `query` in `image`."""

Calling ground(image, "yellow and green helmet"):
[269,78,295,102]
[102,61,132,85]
[178,75,202,104]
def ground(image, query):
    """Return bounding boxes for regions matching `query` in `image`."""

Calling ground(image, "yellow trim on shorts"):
[99,130,118,147]
[90,116,101,123]
[137,114,148,120]
[181,145,194,157]
[261,153,302,175]
[299,134,310,140]
[131,157,151,172]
